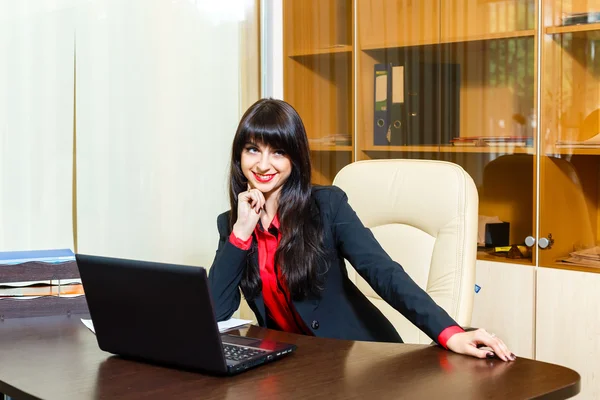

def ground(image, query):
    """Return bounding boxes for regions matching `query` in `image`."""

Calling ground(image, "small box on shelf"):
[485,222,511,247]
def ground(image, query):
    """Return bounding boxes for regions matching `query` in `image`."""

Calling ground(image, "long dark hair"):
[229,98,325,300]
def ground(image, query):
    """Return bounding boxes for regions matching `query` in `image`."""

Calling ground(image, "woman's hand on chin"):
[232,188,265,240]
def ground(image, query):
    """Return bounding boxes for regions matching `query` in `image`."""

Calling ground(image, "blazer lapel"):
[253,294,266,325]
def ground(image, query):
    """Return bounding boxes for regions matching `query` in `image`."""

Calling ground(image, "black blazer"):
[208,186,458,344]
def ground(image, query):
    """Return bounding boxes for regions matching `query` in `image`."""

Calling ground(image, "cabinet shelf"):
[362,145,535,154]
[285,0,600,279]
[546,23,600,35]
[360,30,535,50]
[309,144,353,152]
[440,29,536,44]
[361,40,438,51]
[289,45,352,57]
[477,251,534,266]
[547,147,600,156]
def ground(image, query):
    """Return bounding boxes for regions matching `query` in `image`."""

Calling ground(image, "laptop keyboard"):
[223,344,268,361]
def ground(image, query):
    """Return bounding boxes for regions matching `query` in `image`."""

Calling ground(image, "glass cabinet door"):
[282,0,354,185]
[283,0,539,265]
[540,0,600,272]
[355,0,537,265]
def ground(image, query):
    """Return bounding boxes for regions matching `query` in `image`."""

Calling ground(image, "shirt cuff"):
[437,325,465,349]
[228,232,252,250]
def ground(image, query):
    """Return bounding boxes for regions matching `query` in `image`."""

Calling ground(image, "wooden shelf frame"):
[546,22,600,35]
[362,145,535,154]
[309,144,353,152]
[361,30,536,51]
[289,45,353,57]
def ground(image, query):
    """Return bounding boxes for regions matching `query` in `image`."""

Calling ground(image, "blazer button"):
[311,320,319,330]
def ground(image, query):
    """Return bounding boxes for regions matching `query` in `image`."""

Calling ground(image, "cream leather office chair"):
[333,159,478,344]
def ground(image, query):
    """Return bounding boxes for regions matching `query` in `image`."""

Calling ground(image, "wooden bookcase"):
[282,0,600,270]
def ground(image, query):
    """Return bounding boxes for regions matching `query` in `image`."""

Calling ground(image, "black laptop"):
[75,254,297,375]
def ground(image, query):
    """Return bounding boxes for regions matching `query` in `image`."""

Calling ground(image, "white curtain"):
[1,0,258,269]
[75,0,256,267]
[0,1,76,251]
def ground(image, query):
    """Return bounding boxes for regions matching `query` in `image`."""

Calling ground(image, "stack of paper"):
[556,132,600,149]
[556,110,600,148]
[217,318,253,332]
[559,246,600,268]
[0,249,82,301]
[0,283,84,298]
[451,136,532,147]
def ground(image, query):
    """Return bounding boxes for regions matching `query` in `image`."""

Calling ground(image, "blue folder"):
[0,249,75,265]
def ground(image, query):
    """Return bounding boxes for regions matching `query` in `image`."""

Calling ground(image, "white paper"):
[80,317,251,335]
[0,279,81,287]
[81,318,95,333]
[217,318,252,332]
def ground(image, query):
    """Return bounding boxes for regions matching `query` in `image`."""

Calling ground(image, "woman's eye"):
[245,146,259,154]
[274,150,286,156]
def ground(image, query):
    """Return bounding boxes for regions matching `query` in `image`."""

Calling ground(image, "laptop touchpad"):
[221,335,266,347]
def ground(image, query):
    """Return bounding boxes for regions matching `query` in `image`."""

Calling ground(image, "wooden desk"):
[0,316,580,400]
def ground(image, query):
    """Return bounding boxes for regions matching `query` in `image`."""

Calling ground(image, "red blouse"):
[229,215,311,335]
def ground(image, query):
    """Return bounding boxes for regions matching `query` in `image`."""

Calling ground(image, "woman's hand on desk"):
[446,329,516,362]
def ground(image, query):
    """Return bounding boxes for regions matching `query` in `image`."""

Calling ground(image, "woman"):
[208,98,515,362]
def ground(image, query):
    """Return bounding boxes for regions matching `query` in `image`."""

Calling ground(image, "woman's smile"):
[253,171,276,183]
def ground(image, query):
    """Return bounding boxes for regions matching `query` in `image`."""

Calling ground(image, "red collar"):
[270,214,280,230]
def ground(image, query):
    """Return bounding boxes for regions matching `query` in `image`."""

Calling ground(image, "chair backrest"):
[332,159,478,344]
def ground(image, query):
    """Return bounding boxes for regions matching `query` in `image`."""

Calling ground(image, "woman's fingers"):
[462,343,496,359]
[473,330,515,361]
[238,189,266,215]
[496,337,515,361]
[233,189,263,240]
[247,191,258,212]
[256,190,266,212]
[247,189,265,213]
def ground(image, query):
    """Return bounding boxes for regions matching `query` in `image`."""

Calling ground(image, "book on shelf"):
[372,62,460,146]
[451,136,532,147]
[562,12,600,26]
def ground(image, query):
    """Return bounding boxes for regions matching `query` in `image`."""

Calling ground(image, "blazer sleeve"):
[328,187,459,342]
[207,212,249,321]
